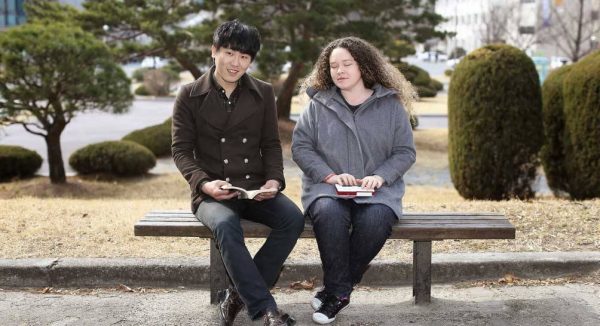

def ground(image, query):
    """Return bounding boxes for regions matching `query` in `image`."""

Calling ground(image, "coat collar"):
[189,66,264,100]
[307,83,396,104]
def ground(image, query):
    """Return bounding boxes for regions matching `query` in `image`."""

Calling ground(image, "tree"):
[541,0,600,62]
[211,0,447,120]
[79,0,210,79]
[479,2,538,51]
[0,23,133,183]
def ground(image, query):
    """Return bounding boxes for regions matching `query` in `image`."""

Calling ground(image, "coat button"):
[242,138,247,143]
[224,159,229,164]
[245,175,250,179]
[225,177,230,182]
[244,158,249,164]
[221,138,226,143]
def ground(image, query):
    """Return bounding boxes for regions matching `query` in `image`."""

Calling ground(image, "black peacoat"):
[171,69,285,213]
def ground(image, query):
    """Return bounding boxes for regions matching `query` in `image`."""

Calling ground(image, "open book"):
[335,184,375,197]
[221,185,278,200]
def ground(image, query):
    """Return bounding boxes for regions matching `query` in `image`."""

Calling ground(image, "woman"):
[291,37,417,324]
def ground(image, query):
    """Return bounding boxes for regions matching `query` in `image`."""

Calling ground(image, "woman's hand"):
[325,173,359,186]
[361,175,385,190]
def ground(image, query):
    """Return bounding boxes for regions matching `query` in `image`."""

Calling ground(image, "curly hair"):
[300,37,417,112]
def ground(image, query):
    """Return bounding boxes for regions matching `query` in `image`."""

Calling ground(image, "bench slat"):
[135,212,515,240]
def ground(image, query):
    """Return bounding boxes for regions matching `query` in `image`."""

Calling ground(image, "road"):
[0,98,175,176]
[1,284,599,325]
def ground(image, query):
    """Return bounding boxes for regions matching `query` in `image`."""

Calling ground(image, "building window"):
[1,0,26,29]
[592,10,599,21]
[519,26,535,34]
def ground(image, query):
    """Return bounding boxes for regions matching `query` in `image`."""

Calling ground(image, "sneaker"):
[311,289,329,310]
[312,294,350,324]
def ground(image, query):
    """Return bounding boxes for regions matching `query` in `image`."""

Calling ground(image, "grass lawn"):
[1,127,598,261]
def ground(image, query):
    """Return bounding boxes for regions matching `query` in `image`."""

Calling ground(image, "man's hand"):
[255,179,280,201]
[325,173,359,186]
[201,180,238,201]
[361,175,385,190]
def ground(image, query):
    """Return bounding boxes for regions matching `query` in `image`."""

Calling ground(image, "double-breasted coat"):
[171,69,285,213]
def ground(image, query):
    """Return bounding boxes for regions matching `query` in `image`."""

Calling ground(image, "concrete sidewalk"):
[1,252,599,289]
[1,284,599,325]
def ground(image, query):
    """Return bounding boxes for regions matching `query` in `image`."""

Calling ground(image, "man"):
[171,20,304,326]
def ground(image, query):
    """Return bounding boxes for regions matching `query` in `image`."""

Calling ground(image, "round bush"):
[134,85,150,96]
[0,145,42,181]
[396,63,438,98]
[122,117,172,156]
[540,64,574,196]
[430,79,444,91]
[69,141,156,176]
[562,51,600,199]
[448,44,543,200]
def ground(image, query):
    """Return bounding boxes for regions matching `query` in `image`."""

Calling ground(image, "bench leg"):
[210,238,228,304]
[412,241,432,305]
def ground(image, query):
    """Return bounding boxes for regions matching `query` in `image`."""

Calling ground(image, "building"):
[1,0,86,30]
[0,0,25,29]
[435,0,600,61]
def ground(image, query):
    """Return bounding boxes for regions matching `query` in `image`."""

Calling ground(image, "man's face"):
[211,45,252,89]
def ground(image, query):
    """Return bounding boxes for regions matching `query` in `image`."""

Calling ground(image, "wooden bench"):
[135,210,515,305]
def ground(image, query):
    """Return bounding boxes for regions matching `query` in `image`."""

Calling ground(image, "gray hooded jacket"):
[291,84,416,218]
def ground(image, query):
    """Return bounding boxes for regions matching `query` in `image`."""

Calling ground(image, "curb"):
[1,252,599,289]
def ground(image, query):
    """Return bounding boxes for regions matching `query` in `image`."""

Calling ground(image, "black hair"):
[213,19,261,60]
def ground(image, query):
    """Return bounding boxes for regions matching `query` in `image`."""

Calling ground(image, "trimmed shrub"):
[444,69,453,77]
[430,79,444,91]
[448,44,543,200]
[122,117,172,156]
[540,64,574,196]
[396,62,438,98]
[562,51,600,199]
[134,85,150,96]
[409,114,419,130]
[69,141,156,176]
[0,145,42,181]
[143,68,180,96]
[132,67,152,83]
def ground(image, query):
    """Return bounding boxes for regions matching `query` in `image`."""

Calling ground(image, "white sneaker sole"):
[312,304,349,324]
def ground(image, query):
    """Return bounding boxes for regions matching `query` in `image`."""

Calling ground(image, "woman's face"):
[329,47,364,92]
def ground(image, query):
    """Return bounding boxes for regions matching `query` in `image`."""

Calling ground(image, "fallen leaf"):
[290,277,316,290]
[117,284,133,292]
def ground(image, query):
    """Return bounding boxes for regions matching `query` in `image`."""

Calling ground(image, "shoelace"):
[319,295,348,316]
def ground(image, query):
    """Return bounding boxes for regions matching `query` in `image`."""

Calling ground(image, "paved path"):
[1,284,599,325]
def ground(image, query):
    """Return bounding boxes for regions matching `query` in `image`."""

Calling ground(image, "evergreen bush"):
[448,44,543,200]
[540,64,574,196]
[69,141,156,176]
[0,145,43,181]
[134,85,150,96]
[396,62,438,98]
[122,118,172,156]
[562,51,600,199]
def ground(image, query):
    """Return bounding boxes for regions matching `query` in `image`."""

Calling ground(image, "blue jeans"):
[308,197,397,297]
[196,193,304,319]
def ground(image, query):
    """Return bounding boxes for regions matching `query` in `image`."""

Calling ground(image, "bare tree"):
[542,0,600,61]
[479,1,540,51]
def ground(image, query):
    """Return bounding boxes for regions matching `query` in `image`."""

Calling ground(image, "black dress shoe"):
[217,288,245,326]
[263,308,296,326]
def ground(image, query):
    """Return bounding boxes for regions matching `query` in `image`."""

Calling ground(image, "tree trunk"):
[45,130,66,184]
[276,61,305,120]
[173,53,203,80]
